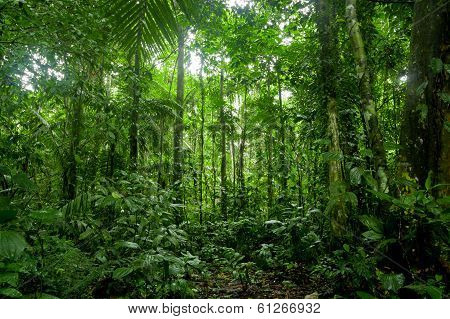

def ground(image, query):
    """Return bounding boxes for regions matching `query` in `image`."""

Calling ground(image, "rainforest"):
[0,0,448,299]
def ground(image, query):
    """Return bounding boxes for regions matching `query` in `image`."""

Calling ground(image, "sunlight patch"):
[226,0,251,8]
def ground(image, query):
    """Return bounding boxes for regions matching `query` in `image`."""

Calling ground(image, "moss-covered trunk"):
[400,0,449,195]
[345,0,388,192]
[317,0,347,237]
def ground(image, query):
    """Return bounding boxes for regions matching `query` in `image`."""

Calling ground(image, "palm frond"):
[109,0,195,59]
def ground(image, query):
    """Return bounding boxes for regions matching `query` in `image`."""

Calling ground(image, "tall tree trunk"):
[277,71,288,203]
[212,126,217,216]
[220,70,227,220]
[129,49,140,171]
[173,28,185,224]
[346,0,388,192]
[199,58,206,224]
[64,96,83,200]
[400,0,449,194]
[317,0,347,237]
[266,131,274,218]
[238,88,247,212]
[292,132,304,209]
[158,118,166,189]
[231,131,236,213]
[103,73,116,178]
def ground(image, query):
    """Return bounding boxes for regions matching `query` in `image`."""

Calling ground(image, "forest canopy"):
[0,0,448,299]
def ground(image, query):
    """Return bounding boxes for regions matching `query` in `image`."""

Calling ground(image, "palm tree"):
[110,0,194,59]
[109,0,195,169]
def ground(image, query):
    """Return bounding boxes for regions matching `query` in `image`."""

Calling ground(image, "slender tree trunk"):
[192,117,198,205]
[129,49,140,171]
[317,0,347,237]
[400,0,449,194]
[238,88,247,212]
[103,73,116,178]
[231,132,236,212]
[292,133,304,209]
[220,70,227,220]
[346,0,388,192]
[108,141,116,178]
[297,161,303,209]
[158,118,166,188]
[266,131,274,218]
[173,28,185,224]
[65,97,83,200]
[199,58,206,224]
[277,71,288,202]
[212,126,217,216]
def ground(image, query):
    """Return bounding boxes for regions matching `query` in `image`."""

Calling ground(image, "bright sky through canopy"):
[226,0,251,8]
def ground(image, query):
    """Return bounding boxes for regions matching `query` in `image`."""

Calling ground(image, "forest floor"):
[196,265,332,299]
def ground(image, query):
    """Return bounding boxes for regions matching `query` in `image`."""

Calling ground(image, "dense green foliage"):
[0,0,448,299]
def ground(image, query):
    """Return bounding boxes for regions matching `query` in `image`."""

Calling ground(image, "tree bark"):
[400,0,449,194]
[212,125,217,215]
[266,130,274,218]
[346,0,389,192]
[238,88,247,212]
[317,0,347,237]
[158,118,166,188]
[64,97,83,200]
[173,28,185,224]
[199,57,205,224]
[220,70,228,220]
[277,71,288,203]
[129,48,140,171]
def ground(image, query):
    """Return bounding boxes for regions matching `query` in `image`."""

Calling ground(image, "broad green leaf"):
[368,189,394,202]
[425,172,433,191]
[0,196,10,208]
[404,284,443,299]
[359,215,383,233]
[113,267,134,280]
[167,236,179,248]
[30,209,62,224]
[363,174,378,190]
[0,210,17,224]
[438,92,450,104]
[0,272,19,287]
[425,286,443,299]
[384,142,401,151]
[416,81,428,96]
[0,231,28,260]
[114,240,140,249]
[416,104,428,123]
[362,230,383,241]
[378,273,404,293]
[111,191,122,199]
[11,173,36,191]
[360,148,373,159]
[344,192,358,207]
[0,287,22,298]
[79,228,95,240]
[430,58,443,74]
[321,151,343,162]
[349,167,364,185]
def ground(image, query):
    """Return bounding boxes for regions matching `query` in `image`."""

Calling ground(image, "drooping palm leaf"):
[109,0,195,59]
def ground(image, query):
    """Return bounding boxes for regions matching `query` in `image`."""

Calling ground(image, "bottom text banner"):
[0,299,448,319]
